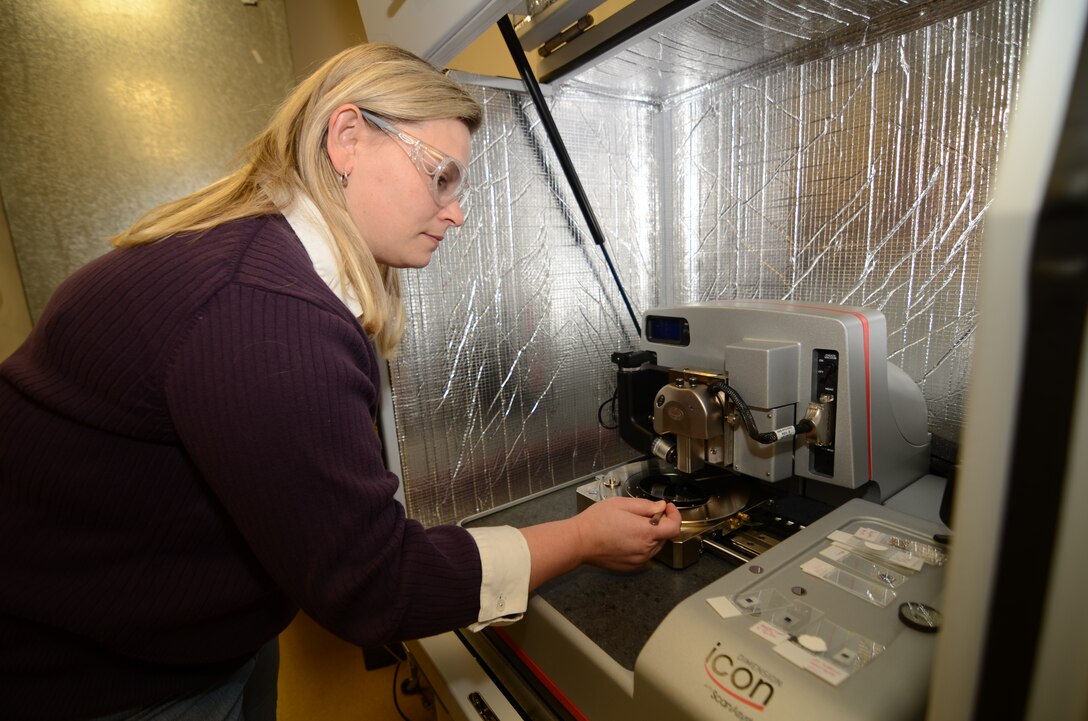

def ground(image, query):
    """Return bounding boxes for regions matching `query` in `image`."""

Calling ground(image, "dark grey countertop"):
[463,478,740,671]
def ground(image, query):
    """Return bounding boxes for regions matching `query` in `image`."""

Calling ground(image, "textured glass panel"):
[0,0,294,318]
[390,87,659,528]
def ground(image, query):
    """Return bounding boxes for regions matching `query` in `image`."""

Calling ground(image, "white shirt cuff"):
[465,525,530,631]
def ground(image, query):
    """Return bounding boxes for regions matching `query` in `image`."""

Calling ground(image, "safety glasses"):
[360,109,469,207]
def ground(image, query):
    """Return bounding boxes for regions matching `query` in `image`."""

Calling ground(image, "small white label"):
[820,545,850,562]
[774,641,851,686]
[801,557,835,577]
[775,426,797,440]
[750,620,791,645]
[707,596,742,619]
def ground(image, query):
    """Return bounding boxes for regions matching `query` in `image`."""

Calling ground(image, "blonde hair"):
[112,43,482,356]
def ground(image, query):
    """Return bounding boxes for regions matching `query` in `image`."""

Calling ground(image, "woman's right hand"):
[520,497,681,590]
[571,496,681,571]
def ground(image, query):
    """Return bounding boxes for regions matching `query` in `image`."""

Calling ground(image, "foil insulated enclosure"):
[384,0,1032,526]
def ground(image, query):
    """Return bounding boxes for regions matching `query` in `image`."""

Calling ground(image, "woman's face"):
[344,116,471,269]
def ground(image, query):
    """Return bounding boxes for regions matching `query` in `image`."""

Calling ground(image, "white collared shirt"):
[282,196,529,629]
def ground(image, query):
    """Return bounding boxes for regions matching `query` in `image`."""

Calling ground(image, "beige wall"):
[449,25,520,78]
[0,0,297,324]
[283,0,367,80]
[0,193,32,361]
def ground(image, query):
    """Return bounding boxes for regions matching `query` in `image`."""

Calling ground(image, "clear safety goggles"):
[360,109,469,207]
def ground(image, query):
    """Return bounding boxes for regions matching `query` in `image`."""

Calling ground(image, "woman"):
[0,43,680,720]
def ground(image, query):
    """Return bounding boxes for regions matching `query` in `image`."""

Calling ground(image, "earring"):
[339,172,349,188]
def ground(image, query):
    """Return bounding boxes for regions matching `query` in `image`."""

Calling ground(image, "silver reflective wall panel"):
[0,0,294,319]
[390,87,660,527]
[562,0,999,102]
[393,0,1032,527]
[665,0,1031,442]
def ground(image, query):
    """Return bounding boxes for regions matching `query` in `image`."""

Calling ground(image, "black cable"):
[597,385,619,429]
[496,15,642,338]
[391,660,412,721]
[709,381,813,443]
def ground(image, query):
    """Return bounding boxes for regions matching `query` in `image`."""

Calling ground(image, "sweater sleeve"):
[163,282,483,647]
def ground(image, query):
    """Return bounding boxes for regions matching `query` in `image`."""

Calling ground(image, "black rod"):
[496,14,642,338]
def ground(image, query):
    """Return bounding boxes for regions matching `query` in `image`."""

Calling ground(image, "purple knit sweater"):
[0,215,482,720]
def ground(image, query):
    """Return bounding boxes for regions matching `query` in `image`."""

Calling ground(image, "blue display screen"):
[646,315,689,345]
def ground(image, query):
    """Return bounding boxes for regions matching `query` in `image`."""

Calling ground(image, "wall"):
[284,0,366,79]
[663,0,1032,442]
[0,0,296,325]
[0,198,31,361]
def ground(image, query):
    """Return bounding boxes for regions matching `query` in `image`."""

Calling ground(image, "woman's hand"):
[520,497,682,590]
[571,496,682,571]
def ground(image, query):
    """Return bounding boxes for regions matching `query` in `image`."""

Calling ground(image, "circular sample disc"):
[898,602,943,632]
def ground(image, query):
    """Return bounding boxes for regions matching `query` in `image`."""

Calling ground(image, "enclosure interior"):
[387,0,1033,527]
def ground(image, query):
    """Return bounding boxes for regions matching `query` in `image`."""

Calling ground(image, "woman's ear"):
[326,104,365,177]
